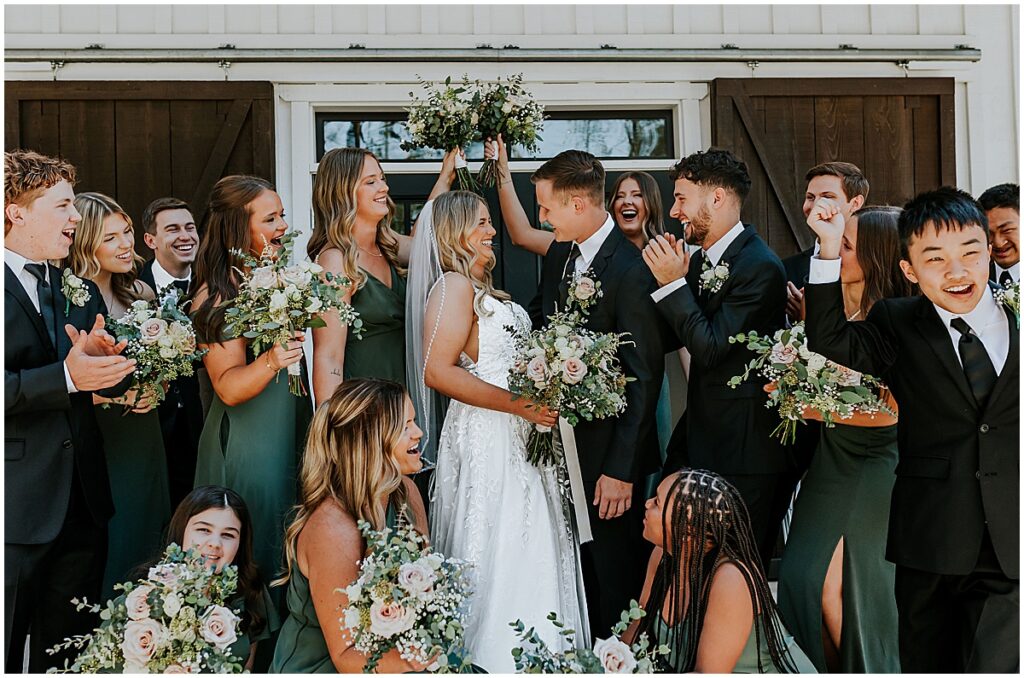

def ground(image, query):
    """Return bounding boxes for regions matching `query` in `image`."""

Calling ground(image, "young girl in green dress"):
[271,378,431,674]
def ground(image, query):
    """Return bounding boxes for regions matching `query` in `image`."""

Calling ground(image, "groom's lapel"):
[588,226,624,282]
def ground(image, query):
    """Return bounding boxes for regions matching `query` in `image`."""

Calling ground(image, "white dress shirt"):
[651,221,745,303]
[5,248,78,391]
[569,213,616,276]
[994,261,1019,285]
[808,256,1010,374]
[150,257,191,292]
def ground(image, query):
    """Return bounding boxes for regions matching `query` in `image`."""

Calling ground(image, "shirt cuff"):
[651,277,687,303]
[808,256,841,284]
[64,361,78,394]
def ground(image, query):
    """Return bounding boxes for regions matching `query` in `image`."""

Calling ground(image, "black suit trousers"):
[5,477,106,673]
[895,529,1019,673]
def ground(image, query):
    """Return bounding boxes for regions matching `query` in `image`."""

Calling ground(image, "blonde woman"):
[63,192,170,596]
[270,378,429,674]
[307,147,459,405]
[406,190,588,672]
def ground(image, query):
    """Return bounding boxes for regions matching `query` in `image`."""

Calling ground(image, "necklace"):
[847,309,862,321]
[358,246,384,258]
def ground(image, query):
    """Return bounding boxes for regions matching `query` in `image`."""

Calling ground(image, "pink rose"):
[163,664,189,674]
[368,599,415,638]
[526,356,549,384]
[139,318,169,345]
[147,564,181,589]
[125,585,154,621]
[561,357,588,384]
[770,343,799,366]
[200,605,240,650]
[573,276,596,300]
[835,364,863,386]
[121,618,166,668]
[593,637,637,673]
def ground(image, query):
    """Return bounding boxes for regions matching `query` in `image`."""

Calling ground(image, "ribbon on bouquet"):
[558,416,593,544]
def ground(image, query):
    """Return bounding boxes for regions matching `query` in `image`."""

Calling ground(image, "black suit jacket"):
[655,225,790,475]
[806,281,1019,578]
[529,227,666,486]
[782,244,815,287]
[4,263,121,544]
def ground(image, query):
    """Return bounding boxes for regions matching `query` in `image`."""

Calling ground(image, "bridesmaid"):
[189,175,312,595]
[307,147,458,405]
[63,192,171,597]
[777,206,911,672]
[627,469,816,673]
[271,378,430,673]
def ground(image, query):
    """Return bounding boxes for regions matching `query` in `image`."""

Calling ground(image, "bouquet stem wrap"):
[558,417,593,544]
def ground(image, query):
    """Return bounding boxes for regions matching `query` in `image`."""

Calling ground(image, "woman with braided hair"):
[627,469,816,673]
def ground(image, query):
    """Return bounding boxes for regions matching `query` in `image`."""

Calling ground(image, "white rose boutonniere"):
[61,269,91,313]
[698,257,730,295]
[994,280,1020,328]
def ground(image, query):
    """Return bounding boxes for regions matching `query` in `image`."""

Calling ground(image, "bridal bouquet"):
[402,75,478,191]
[728,322,895,444]
[339,516,474,673]
[471,73,545,188]
[105,286,205,409]
[47,544,244,674]
[510,601,668,673]
[223,230,362,396]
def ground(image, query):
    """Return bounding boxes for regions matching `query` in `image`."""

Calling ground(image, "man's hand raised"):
[65,328,136,392]
[65,314,128,357]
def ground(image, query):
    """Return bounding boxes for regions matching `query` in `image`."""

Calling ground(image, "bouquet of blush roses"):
[471,73,545,188]
[728,322,895,444]
[223,230,362,396]
[506,270,632,467]
[510,600,668,673]
[105,286,206,409]
[402,75,478,192]
[339,515,474,673]
[47,544,244,674]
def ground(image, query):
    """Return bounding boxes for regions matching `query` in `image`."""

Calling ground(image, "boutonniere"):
[567,269,602,316]
[994,280,1019,328]
[61,269,91,313]
[699,257,730,295]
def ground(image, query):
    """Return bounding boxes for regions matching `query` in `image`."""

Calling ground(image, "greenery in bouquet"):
[471,73,545,188]
[728,322,894,444]
[47,544,245,674]
[510,600,668,673]
[339,515,474,673]
[223,230,362,396]
[104,286,206,409]
[402,75,479,192]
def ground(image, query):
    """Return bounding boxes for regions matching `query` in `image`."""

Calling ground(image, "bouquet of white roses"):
[510,600,668,673]
[223,230,362,396]
[105,286,206,409]
[728,322,895,444]
[47,544,244,674]
[506,271,632,467]
[471,73,545,188]
[339,515,474,673]
[402,75,478,192]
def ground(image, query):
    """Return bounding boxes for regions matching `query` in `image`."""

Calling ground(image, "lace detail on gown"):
[429,294,588,673]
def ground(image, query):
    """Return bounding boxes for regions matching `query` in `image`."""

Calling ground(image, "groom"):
[528,150,666,636]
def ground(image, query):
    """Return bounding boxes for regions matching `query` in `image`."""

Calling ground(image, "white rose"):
[125,585,154,621]
[162,593,182,618]
[281,265,312,288]
[200,605,240,650]
[342,607,362,631]
[714,264,729,278]
[501,101,513,114]
[305,297,323,314]
[284,284,302,301]
[423,553,444,571]
[526,356,549,384]
[269,290,289,312]
[397,560,437,597]
[158,346,177,360]
[147,564,181,589]
[139,318,168,345]
[770,343,799,366]
[554,324,571,337]
[121,618,166,668]
[835,364,863,387]
[249,266,280,290]
[573,276,596,300]
[797,342,813,360]
[301,260,323,275]
[368,599,415,638]
[593,637,637,674]
[806,353,827,376]
[562,357,588,384]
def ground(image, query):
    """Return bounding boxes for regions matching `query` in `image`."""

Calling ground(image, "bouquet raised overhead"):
[470,72,545,188]
[402,75,479,191]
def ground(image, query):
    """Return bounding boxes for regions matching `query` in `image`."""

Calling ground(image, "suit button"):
[61,440,72,449]
[980,424,990,434]
[976,471,982,479]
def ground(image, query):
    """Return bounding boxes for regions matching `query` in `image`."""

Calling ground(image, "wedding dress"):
[429,292,589,673]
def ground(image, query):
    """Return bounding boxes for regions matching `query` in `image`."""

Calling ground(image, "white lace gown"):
[430,294,589,673]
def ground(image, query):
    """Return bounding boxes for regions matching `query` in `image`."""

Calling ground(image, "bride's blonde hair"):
[432,190,509,316]
[276,378,409,585]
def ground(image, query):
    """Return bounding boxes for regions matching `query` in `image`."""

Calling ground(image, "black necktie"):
[950,317,998,406]
[999,270,1013,287]
[173,279,189,295]
[558,244,582,308]
[24,263,57,348]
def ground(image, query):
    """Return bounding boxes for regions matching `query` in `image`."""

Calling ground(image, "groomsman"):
[977,183,1019,285]
[139,197,203,507]
[642,148,792,570]
[528,150,666,637]
[5,150,135,671]
[803,187,1019,672]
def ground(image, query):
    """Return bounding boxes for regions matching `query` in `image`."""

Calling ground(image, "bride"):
[406,190,589,672]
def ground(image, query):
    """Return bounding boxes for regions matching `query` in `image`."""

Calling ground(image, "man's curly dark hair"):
[668,147,752,203]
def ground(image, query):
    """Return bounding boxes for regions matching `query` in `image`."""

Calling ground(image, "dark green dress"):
[777,424,900,673]
[97,407,170,596]
[270,503,400,673]
[229,586,282,666]
[193,344,312,598]
[344,266,407,385]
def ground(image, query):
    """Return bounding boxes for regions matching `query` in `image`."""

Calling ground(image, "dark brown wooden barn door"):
[711,78,955,258]
[5,82,275,253]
